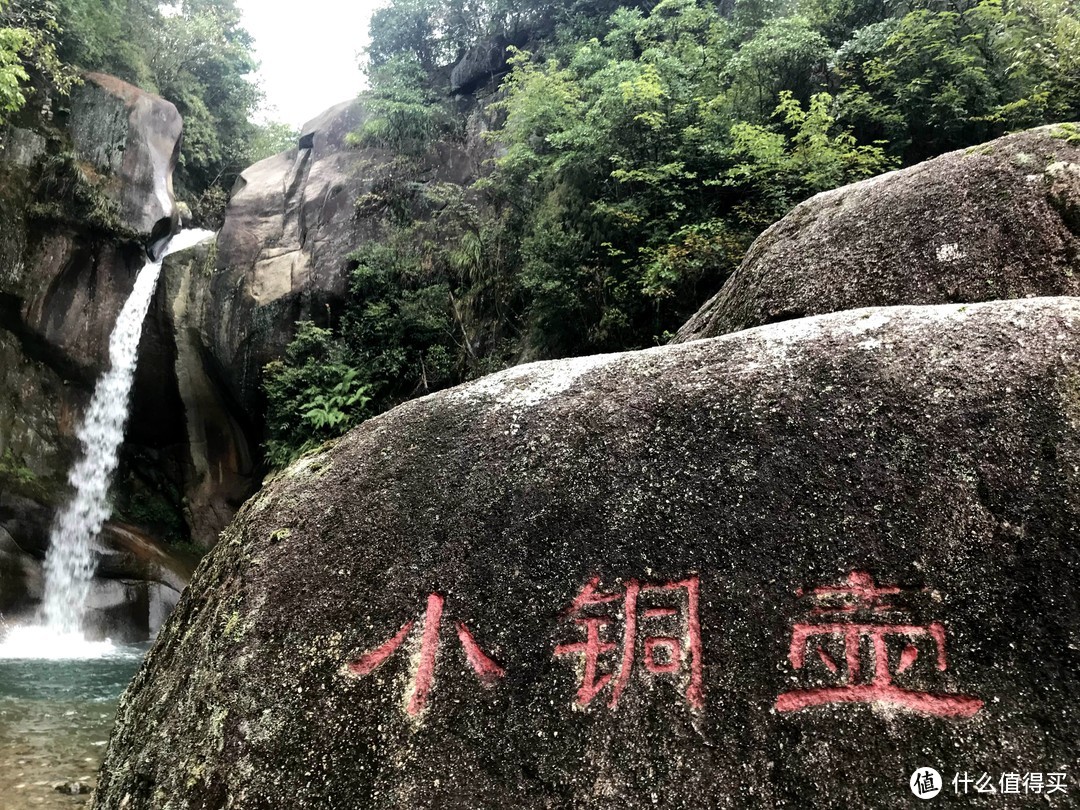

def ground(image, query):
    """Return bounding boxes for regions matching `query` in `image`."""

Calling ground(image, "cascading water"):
[0,228,214,660]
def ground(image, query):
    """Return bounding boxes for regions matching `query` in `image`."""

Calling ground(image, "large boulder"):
[675,124,1080,342]
[95,297,1079,808]
[68,72,182,240]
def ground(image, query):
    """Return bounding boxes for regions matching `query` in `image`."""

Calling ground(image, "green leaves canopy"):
[259,0,1080,466]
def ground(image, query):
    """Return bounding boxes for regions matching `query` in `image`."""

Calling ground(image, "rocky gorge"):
[1,57,1079,810]
[0,70,493,640]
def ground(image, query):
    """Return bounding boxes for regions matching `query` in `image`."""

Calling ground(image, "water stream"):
[1,228,213,658]
[0,646,147,807]
[0,228,214,807]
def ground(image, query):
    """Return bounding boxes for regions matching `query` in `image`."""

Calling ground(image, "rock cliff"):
[675,125,1080,341]
[206,98,485,420]
[93,297,1080,808]
[0,84,489,616]
[0,73,190,636]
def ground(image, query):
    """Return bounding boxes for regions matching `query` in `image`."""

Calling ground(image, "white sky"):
[236,0,383,129]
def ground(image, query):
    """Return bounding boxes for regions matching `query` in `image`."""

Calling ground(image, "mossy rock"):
[95,297,1080,809]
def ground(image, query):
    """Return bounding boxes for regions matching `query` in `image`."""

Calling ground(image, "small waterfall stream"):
[0,228,214,659]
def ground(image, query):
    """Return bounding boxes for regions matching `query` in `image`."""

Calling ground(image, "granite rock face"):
[0,72,191,629]
[675,125,1080,342]
[208,98,485,419]
[450,35,512,95]
[154,240,258,547]
[0,72,183,440]
[94,297,1079,808]
[69,72,182,240]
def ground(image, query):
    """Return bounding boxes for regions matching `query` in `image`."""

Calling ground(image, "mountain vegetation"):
[264,0,1080,465]
[3,0,1076,467]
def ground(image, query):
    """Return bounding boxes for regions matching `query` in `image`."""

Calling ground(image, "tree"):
[367,0,443,71]
[840,7,999,160]
[248,120,299,162]
[356,54,453,155]
[724,15,831,122]
[725,91,894,226]
[0,0,77,122]
[150,0,261,206]
[984,0,1080,128]
[53,0,158,87]
[0,18,30,123]
[274,0,1080,469]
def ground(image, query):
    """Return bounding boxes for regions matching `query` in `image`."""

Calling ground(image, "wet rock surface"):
[675,125,1080,342]
[95,298,1079,808]
[152,241,258,548]
[0,506,193,639]
[0,71,216,569]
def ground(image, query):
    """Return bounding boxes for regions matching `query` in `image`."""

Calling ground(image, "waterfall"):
[0,229,214,659]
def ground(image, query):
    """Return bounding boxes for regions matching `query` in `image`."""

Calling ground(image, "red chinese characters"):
[775,571,983,718]
[342,593,504,717]
[554,576,704,709]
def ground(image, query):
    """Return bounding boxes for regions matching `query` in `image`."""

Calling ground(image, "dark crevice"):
[196,341,263,480]
[944,288,972,304]
[147,216,176,260]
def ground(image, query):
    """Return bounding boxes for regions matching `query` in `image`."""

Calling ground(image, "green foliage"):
[53,0,158,86]
[262,211,498,467]
[0,0,76,123]
[187,183,229,229]
[115,484,187,542]
[981,0,1080,129]
[263,323,374,468]
[1,0,262,216]
[0,448,48,501]
[149,1,261,203]
[725,91,894,225]
[266,0,1080,468]
[724,15,831,122]
[299,369,371,432]
[248,120,299,162]
[355,55,454,156]
[0,23,30,121]
[342,241,458,400]
[859,9,999,159]
[1051,122,1080,145]
[832,0,1080,161]
[640,219,749,301]
[29,152,135,236]
[480,0,886,355]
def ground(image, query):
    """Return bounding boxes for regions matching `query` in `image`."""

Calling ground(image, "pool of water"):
[0,645,147,809]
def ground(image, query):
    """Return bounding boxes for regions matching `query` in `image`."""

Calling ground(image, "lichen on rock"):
[675,124,1080,342]
[93,297,1080,808]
